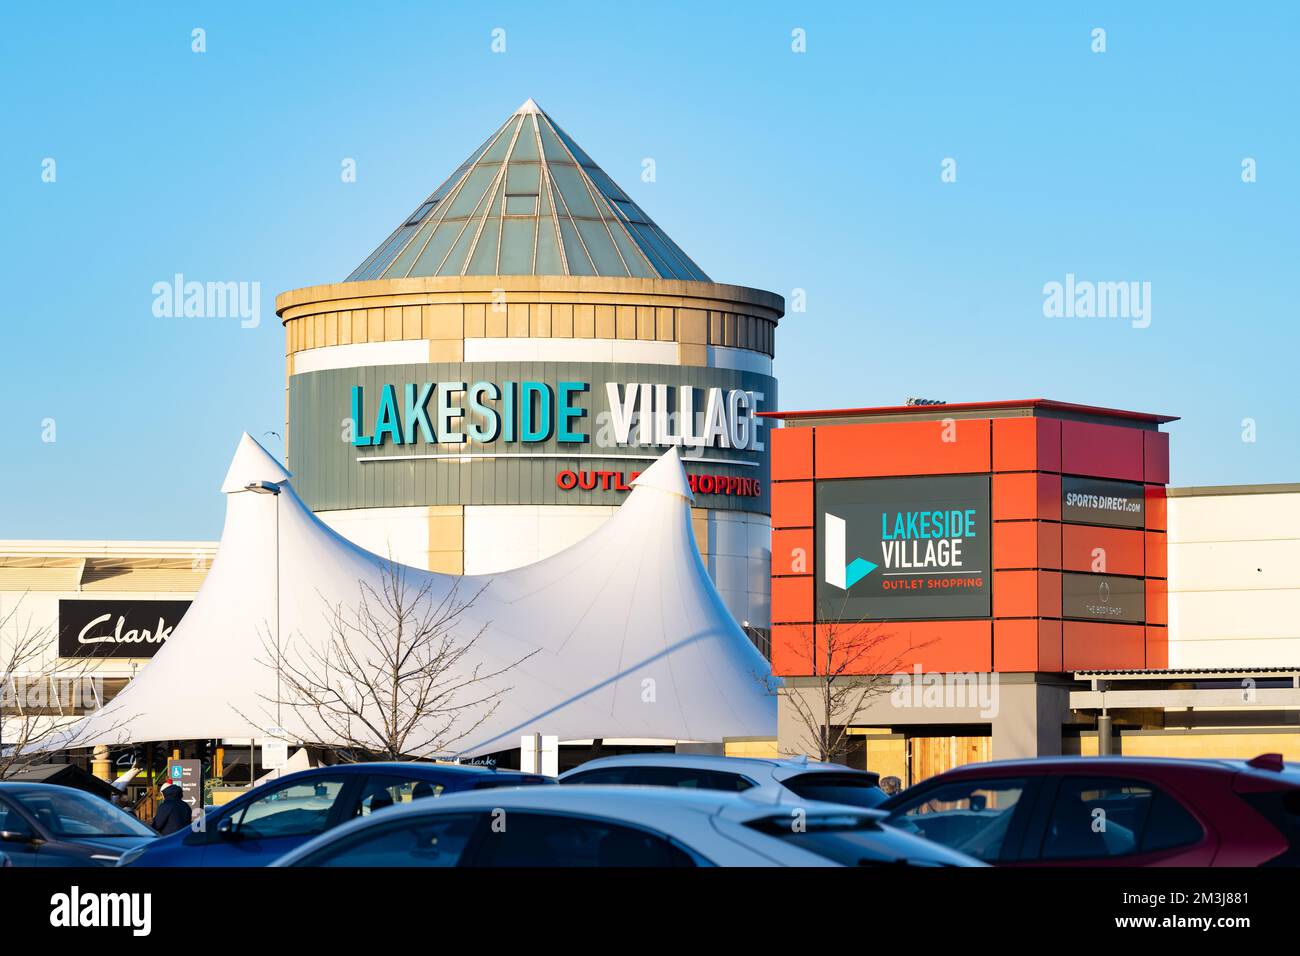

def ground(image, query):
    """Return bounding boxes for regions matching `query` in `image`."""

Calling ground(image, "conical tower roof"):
[348,99,710,282]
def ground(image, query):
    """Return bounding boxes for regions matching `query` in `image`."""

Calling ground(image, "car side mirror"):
[217,816,240,840]
[0,829,36,845]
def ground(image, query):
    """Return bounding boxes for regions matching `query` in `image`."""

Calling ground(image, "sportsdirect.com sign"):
[815,476,991,622]
[1062,476,1145,528]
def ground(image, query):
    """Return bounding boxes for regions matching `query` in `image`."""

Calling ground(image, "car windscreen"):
[747,814,936,866]
[12,788,155,838]
[782,772,888,808]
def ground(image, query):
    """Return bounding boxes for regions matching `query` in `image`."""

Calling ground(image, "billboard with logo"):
[815,475,991,621]
[1062,476,1145,528]
[288,361,774,514]
[1061,572,1145,623]
[58,600,191,658]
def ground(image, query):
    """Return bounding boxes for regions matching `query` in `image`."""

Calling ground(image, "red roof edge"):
[758,398,1179,425]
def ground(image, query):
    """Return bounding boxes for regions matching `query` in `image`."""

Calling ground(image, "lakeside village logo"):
[348,380,766,451]
[825,507,981,592]
[348,379,767,497]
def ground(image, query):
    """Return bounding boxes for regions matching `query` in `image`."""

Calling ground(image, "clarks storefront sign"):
[58,600,191,659]
[287,361,775,514]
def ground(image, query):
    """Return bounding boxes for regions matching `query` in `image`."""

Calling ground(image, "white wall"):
[315,505,434,567]
[1167,487,1300,667]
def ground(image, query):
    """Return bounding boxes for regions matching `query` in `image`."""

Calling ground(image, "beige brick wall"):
[281,287,779,361]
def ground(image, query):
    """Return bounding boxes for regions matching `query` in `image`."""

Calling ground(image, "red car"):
[879,753,1300,866]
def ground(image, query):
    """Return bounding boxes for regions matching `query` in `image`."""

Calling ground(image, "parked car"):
[272,785,984,867]
[560,753,889,809]
[0,782,159,866]
[116,761,550,867]
[879,753,1300,866]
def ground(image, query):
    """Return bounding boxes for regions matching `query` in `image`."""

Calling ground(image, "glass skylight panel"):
[549,164,599,219]
[576,219,626,275]
[505,161,541,194]
[609,223,655,278]
[385,217,439,277]
[404,200,437,226]
[478,120,517,164]
[499,218,537,274]
[537,120,573,164]
[443,165,497,219]
[509,116,540,162]
[558,218,594,275]
[467,218,502,274]
[411,220,463,276]
[535,216,563,274]
[505,194,539,216]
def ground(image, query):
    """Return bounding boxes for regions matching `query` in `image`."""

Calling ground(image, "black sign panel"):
[815,475,991,622]
[58,600,191,658]
[1062,573,1145,623]
[1062,476,1145,528]
[165,759,203,816]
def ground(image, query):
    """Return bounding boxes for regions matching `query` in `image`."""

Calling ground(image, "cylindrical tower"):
[276,99,783,629]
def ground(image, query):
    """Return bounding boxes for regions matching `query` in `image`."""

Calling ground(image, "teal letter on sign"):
[404,383,435,444]
[467,381,501,443]
[502,382,516,442]
[520,382,553,442]
[437,381,466,444]
[373,384,403,446]
[351,386,373,447]
[557,381,589,442]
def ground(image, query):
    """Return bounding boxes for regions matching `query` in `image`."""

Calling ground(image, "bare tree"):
[775,600,931,764]
[0,597,133,778]
[252,559,534,762]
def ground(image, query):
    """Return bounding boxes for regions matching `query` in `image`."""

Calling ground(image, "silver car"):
[271,785,983,867]
[560,753,889,809]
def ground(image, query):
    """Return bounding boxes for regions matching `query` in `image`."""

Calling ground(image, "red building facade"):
[765,400,1174,678]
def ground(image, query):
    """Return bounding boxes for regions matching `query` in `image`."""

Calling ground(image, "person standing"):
[151,783,193,835]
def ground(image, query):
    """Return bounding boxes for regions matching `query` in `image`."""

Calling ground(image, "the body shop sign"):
[815,476,991,621]
[1062,573,1145,623]
[58,600,191,658]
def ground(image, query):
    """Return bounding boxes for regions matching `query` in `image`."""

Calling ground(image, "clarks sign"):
[58,600,191,659]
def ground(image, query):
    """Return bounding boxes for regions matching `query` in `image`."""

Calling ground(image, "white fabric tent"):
[39,435,775,757]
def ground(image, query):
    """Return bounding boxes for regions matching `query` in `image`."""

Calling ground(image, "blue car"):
[116,762,550,867]
[0,782,158,866]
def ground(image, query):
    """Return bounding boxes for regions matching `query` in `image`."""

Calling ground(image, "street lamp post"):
[244,481,281,781]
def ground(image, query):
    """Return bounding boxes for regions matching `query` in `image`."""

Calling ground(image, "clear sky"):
[2,2,1296,540]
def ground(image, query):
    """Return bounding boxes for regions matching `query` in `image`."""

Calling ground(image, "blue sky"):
[2,2,1296,540]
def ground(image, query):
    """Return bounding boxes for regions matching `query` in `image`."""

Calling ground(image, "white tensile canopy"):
[39,435,775,758]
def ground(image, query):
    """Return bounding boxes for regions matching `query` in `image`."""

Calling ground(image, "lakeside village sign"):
[347,377,768,497]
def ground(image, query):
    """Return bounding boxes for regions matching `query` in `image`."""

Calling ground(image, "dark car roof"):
[253,762,542,790]
[928,755,1246,776]
[0,781,87,793]
[308,761,529,777]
